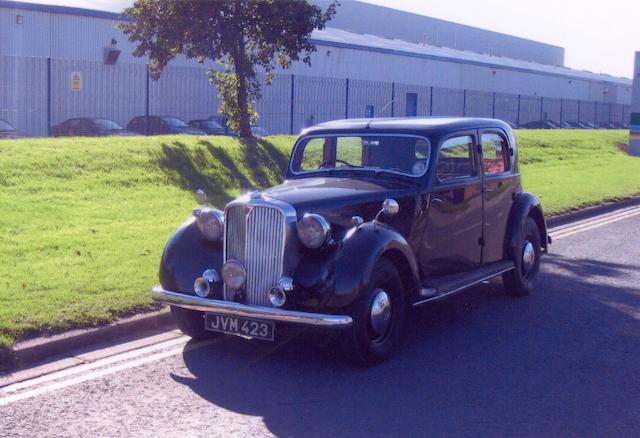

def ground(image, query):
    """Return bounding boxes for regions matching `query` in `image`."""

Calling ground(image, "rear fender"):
[505,192,548,259]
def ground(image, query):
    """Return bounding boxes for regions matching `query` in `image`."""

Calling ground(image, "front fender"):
[505,192,548,259]
[295,222,419,311]
[159,218,224,293]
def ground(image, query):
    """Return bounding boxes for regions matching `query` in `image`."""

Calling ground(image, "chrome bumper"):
[152,286,353,329]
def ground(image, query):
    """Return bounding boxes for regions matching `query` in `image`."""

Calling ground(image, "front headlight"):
[297,213,331,248]
[193,208,224,241]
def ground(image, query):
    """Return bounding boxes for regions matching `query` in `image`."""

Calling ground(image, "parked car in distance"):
[127,116,205,135]
[152,117,550,366]
[0,119,21,139]
[201,115,269,137]
[521,120,558,129]
[188,119,226,135]
[50,118,139,137]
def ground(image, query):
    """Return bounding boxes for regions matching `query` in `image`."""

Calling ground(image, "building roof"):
[0,0,631,86]
[312,27,631,86]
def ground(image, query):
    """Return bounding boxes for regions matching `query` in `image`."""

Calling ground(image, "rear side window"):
[437,135,475,181]
[481,133,509,175]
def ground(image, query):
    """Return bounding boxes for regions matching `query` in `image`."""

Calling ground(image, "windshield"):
[93,119,122,130]
[0,120,14,131]
[162,117,188,127]
[291,135,431,177]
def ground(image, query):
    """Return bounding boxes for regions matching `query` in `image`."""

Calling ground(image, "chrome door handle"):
[431,196,444,204]
[483,188,495,193]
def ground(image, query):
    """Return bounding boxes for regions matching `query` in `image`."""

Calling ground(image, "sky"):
[22,0,640,78]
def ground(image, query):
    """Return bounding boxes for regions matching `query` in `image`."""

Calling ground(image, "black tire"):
[503,217,542,297]
[170,306,218,340]
[340,258,406,367]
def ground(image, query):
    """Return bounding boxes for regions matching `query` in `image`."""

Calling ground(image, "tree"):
[120,0,337,138]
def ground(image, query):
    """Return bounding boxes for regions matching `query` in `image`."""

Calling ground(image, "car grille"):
[224,204,286,306]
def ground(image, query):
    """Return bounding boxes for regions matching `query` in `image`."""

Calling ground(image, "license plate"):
[205,313,275,341]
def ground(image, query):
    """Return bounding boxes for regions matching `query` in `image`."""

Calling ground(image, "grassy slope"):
[0,130,637,358]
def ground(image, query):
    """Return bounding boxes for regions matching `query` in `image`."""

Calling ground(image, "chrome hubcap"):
[370,289,392,339]
[522,240,535,275]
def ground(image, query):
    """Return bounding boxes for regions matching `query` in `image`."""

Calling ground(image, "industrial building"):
[0,0,633,136]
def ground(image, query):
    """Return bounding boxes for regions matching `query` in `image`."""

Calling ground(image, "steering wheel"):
[317,158,358,169]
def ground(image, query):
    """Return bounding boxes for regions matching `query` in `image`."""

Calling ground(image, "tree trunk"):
[231,37,253,139]
[235,71,252,138]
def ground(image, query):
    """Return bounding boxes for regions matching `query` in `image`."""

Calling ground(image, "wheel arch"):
[505,192,549,260]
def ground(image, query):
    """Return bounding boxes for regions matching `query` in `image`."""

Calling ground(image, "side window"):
[437,135,475,181]
[481,133,509,175]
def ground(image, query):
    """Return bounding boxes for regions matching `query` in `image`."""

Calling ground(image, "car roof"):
[300,117,512,137]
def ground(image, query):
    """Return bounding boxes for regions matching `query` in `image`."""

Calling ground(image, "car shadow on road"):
[171,255,640,436]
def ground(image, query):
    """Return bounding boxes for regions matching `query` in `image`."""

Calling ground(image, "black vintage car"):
[152,117,549,366]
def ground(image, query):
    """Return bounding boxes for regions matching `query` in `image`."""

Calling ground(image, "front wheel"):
[340,258,406,367]
[503,217,542,297]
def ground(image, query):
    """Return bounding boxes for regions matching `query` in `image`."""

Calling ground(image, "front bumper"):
[152,286,353,329]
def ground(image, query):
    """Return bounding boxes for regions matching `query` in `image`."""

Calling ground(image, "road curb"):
[5,307,174,373]
[546,196,640,228]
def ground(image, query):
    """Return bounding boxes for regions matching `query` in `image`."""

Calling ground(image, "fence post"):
[516,94,521,127]
[577,100,581,123]
[144,66,150,136]
[429,86,434,116]
[462,89,467,116]
[390,82,395,117]
[594,102,598,125]
[46,58,52,136]
[289,74,295,135]
[344,78,349,119]
[539,96,544,121]
[608,103,612,124]
[559,98,563,124]
[491,92,496,118]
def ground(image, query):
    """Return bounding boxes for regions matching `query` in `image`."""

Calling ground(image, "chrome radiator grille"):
[224,205,286,306]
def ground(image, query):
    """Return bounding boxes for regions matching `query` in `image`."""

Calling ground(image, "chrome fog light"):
[269,286,286,307]
[193,269,220,298]
[194,277,211,297]
[221,260,246,290]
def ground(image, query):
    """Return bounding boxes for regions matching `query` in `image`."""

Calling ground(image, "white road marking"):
[1,204,639,406]
[0,347,185,406]
[550,206,640,241]
[2,336,190,393]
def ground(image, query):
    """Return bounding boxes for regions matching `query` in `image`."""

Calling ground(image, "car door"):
[419,132,483,279]
[480,129,518,264]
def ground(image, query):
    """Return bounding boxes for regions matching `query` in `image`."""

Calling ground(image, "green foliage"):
[120,0,337,137]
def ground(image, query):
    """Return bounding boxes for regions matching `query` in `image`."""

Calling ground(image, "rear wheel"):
[171,306,219,340]
[340,258,406,367]
[503,217,542,297]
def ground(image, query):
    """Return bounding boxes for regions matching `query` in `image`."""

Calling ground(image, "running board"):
[414,260,515,306]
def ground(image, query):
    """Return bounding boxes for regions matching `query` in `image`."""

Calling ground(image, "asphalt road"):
[2,207,640,437]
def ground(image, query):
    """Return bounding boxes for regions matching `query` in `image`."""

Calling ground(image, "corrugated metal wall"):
[0,54,633,137]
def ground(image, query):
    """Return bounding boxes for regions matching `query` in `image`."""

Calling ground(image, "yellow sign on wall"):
[71,71,82,91]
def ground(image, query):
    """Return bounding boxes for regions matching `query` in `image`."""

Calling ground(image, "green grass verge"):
[0,130,637,363]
